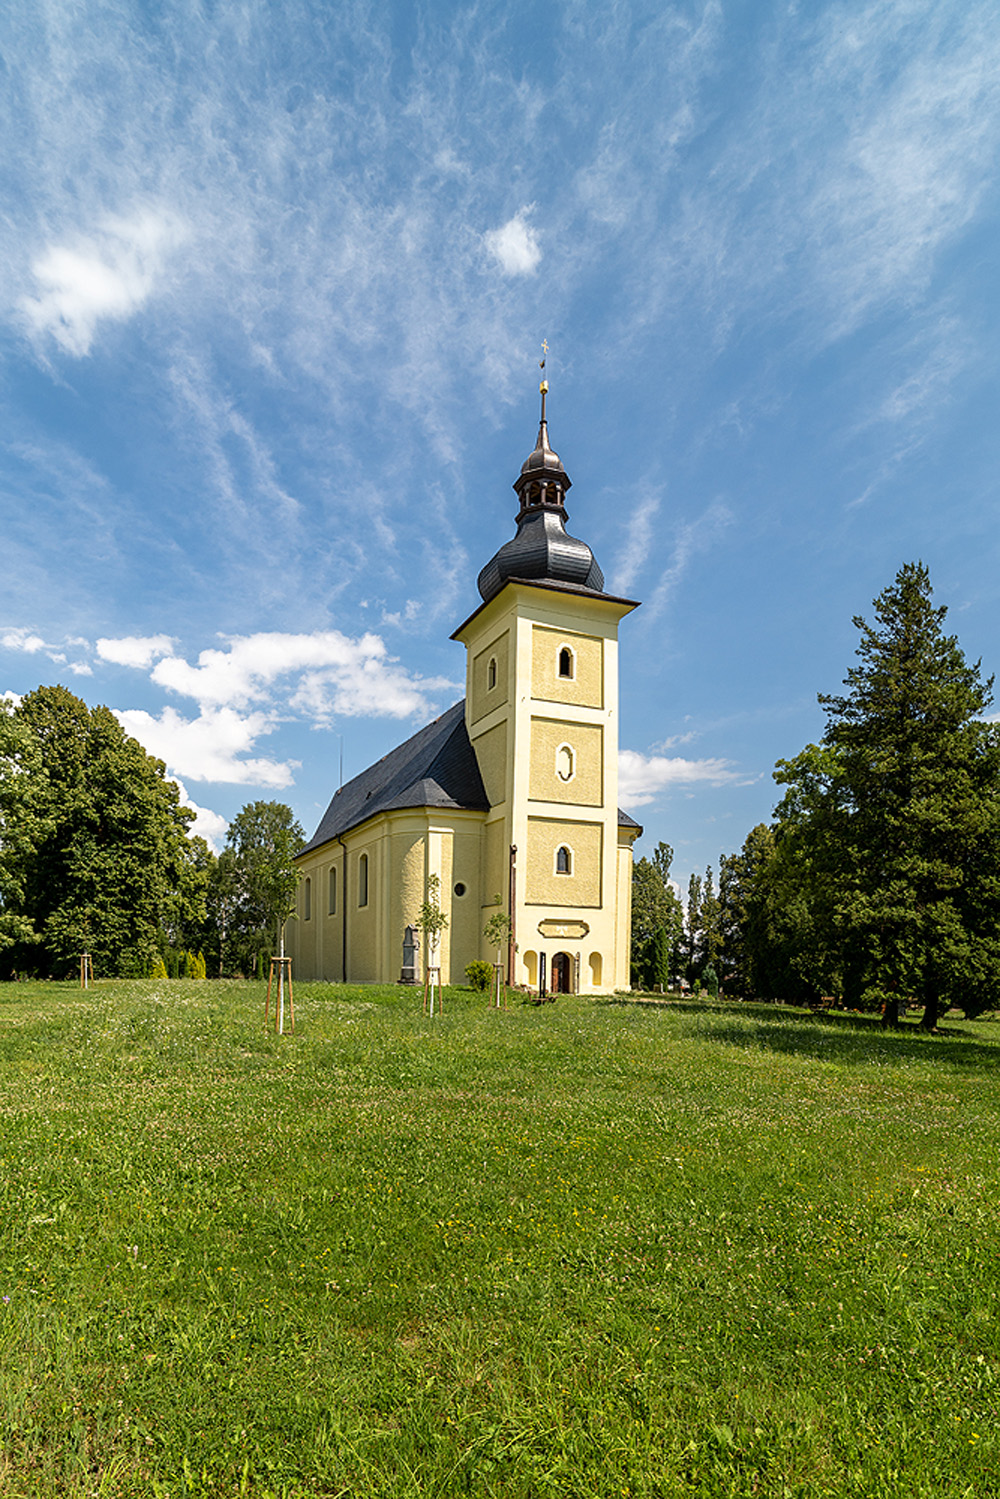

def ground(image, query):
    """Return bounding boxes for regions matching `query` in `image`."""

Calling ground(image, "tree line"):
[632,564,1000,1028]
[0,686,303,980]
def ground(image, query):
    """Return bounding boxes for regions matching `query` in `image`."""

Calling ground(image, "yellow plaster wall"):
[525,817,602,907]
[386,832,425,979]
[349,838,378,978]
[471,629,510,724]
[483,818,507,915]
[531,625,603,708]
[616,832,637,989]
[528,718,603,806]
[472,720,507,807]
[443,826,483,979]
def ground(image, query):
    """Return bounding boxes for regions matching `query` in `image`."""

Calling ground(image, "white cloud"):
[68,662,93,676]
[619,748,751,809]
[1,629,46,653]
[172,777,229,850]
[150,631,451,721]
[114,705,294,788]
[19,207,188,357]
[97,634,175,669]
[2,690,22,705]
[484,210,541,276]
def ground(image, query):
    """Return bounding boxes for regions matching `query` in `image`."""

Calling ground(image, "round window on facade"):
[454,882,466,897]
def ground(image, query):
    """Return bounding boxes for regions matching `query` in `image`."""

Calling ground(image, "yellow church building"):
[287,386,641,994]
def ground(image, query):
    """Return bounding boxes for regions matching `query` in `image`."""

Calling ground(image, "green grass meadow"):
[1,981,999,1497]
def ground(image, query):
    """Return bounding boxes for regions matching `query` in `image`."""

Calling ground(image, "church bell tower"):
[452,373,640,994]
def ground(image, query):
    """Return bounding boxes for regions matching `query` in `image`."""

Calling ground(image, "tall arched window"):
[358,852,369,908]
[328,866,337,915]
[558,646,574,679]
[487,656,497,690]
[303,877,312,920]
[556,845,572,875]
[556,743,574,782]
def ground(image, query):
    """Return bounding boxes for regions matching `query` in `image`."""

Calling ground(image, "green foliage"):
[5,686,202,978]
[765,564,1000,1025]
[183,949,207,980]
[645,925,671,990]
[214,801,304,973]
[702,964,719,998]
[1,981,999,1495]
[0,701,51,953]
[465,959,494,992]
[415,872,448,965]
[630,842,683,987]
[150,955,168,979]
[482,893,513,957]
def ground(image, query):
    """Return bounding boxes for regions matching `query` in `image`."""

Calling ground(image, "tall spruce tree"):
[776,563,1000,1027]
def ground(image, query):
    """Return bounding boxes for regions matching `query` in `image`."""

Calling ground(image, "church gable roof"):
[301,699,489,853]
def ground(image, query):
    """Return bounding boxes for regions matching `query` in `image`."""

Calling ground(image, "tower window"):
[558,646,574,679]
[487,656,497,690]
[556,845,572,875]
[556,743,575,782]
[304,877,312,920]
[358,852,369,908]
[328,866,337,915]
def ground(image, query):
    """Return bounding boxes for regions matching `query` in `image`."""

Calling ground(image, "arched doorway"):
[551,951,572,995]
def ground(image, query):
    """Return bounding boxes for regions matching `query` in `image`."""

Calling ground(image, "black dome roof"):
[477,404,605,604]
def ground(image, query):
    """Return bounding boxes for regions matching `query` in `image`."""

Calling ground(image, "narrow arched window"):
[556,845,572,875]
[328,866,337,915]
[558,647,574,679]
[556,743,574,782]
[487,656,497,690]
[304,877,312,920]
[358,852,369,908]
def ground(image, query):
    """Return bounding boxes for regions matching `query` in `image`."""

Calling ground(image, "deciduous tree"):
[630,841,684,989]
[216,801,304,973]
[11,686,202,977]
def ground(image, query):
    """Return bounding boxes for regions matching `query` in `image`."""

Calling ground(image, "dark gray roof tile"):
[300,700,489,854]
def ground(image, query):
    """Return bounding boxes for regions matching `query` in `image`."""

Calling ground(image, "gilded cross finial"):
[539,339,549,422]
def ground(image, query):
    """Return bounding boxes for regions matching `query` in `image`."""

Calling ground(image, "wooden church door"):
[551,952,572,994]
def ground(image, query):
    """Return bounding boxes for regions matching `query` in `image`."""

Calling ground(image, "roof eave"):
[451,576,640,640]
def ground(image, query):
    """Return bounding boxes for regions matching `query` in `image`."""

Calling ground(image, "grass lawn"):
[1,980,998,1497]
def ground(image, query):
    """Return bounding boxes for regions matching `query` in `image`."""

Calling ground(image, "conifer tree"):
[776,563,1000,1027]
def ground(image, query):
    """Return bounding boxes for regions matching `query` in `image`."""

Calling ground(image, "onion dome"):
[477,384,605,604]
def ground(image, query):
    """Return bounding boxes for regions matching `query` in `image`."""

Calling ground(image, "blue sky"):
[2,0,998,895]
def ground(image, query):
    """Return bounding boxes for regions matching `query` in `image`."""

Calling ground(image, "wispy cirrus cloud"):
[644,502,734,619]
